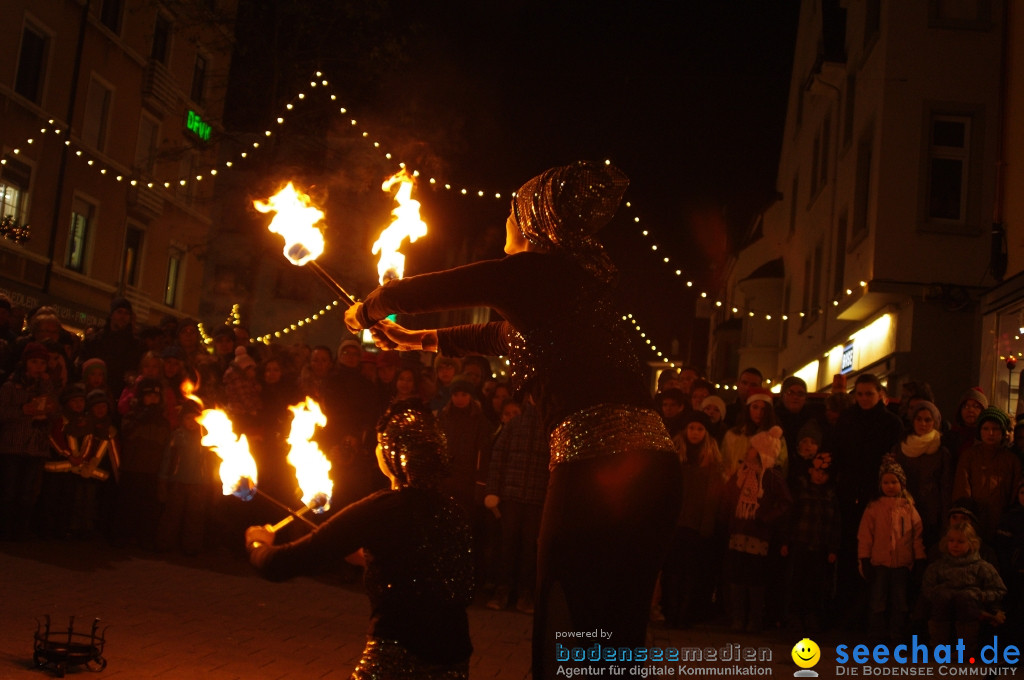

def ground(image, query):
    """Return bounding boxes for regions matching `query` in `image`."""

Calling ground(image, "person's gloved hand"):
[245,525,275,554]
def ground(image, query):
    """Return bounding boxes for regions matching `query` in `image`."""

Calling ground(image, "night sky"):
[225,0,801,362]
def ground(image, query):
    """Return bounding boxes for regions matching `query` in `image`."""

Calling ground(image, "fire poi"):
[373,169,428,284]
[266,398,333,532]
[197,407,317,530]
[254,182,357,306]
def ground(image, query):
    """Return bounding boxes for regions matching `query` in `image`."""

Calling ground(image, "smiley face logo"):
[792,638,820,669]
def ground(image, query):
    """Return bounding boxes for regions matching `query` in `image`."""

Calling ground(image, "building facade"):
[709,0,1006,416]
[0,0,236,332]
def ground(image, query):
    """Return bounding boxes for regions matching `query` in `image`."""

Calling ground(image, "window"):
[191,54,207,105]
[864,0,881,48]
[135,114,159,175]
[810,113,831,198]
[66,197,95,273]
[843,74,857,148]
[151,14,171,64]
[833,210,848,299]
[123,226,143,287]
[15,24,49,103]
[852,128,874,240]
[82,77,113,152]
[925,115,970,222]
[928,0,992,30]
[789,174,799,235]
[0,157,32,225]
[165,248,183,307]
[100,0,123,34]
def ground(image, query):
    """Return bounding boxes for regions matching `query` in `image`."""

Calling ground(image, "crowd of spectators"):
[1,293,1022,651]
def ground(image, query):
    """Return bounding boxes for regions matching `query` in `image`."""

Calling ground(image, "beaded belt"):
[548,403,674,469]
[353,638,469,680]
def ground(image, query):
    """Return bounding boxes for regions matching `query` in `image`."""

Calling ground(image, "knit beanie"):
[959,387,989,411]
[781,376,807,394]
[86,389,108,409]
[81,358,107,382]
[680,410,712,431]
[796,419,823,445]
[878,458,907,490]
[60,383,87,404]
[701,395,727,419]
[449,376,475,395]
[977,406,1010,434]
[908,399,942,428]
[21,341,49,363]
[233,346,255,371]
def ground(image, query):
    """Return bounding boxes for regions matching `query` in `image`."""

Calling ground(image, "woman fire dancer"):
[344,161,682,677]
[245,399,473,679]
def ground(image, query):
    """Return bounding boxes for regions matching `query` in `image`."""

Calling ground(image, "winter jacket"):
[857,495,926,568]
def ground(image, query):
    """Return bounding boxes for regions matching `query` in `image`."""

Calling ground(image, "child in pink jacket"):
[857,458,925,643]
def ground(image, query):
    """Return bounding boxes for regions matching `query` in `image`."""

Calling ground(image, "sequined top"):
[249,487,473,664]
[357,251,652,434]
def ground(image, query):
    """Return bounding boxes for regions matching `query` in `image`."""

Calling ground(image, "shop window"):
[15,23,49,103]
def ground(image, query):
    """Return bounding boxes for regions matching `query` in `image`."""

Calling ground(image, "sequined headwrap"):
[376,399,449,488]
[511,161,628,283]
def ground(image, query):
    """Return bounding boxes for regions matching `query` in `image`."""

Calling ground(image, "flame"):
[285,398,333,512]
[198,408,258,496]
[254,182,326,265]
[181,378,203,410]
[372,169,427,283]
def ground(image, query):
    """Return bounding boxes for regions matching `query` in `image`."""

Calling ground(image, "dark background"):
[223,0,801,363]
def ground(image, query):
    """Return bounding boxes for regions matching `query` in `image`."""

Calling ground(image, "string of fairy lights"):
[2,70,868,371]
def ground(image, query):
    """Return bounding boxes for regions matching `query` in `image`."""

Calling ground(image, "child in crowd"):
[857,459,926,643]
[720,426,791,632]
[41,383,90,537]
[952,406,1022,541]
[662,411,724,628]
[67,389,119,538]
[157,400,214,555]
[701,395,727,444]
[782,451,840,633]
[113,377,171,548]
[922,522,1006,653]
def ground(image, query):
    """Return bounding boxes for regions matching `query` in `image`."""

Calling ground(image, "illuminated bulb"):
[298,93,305,99]
[495,193,502,199]
[253,142,260,148]
[385,153,392,159]
[87,160,93,165]
[766,315,772,320]
[100,169,106,174]
[652,245,658,251]
[340,107,346,113]
[27,138,33,144]
[859,280,867,287]
[700,292,707,298]
[715,301,723,307]
[732,307,738,313]
[362,132,368,137]
[782,315,788,321]
[833,300,839,306]
[429,178,436,184]
[211,170,217,175]
[461,189,467,194]
[635,217,641,223]
[241,153,247,158]
[478,191,484,197]
[265,130,272,136]
[846,289,853,295]
[663,257,669,263]
[226,162,233,167]
[286,104,293,110]
[130,180,137,186]
[642,230,649,236]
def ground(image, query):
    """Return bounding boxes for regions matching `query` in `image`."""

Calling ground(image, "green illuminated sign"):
[186,109,211,141]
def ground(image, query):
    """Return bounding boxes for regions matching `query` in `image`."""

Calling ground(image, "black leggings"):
[532,449,682,678]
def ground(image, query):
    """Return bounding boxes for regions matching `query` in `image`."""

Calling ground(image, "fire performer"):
[344,161,682,677]
[245,399,473,679]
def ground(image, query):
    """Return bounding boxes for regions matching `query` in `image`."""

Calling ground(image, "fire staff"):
[344,161,682,678]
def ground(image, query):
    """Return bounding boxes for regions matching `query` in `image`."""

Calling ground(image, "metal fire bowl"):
[33,615,107,677]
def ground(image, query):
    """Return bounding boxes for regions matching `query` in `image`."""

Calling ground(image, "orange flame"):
[285,398,333,512]
[181,378,203,410]
[198,408,258,496]
[372,169,427,283]
[254,182,326,265]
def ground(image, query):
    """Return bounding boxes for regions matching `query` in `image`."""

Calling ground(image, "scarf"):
[900,429,941,458]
